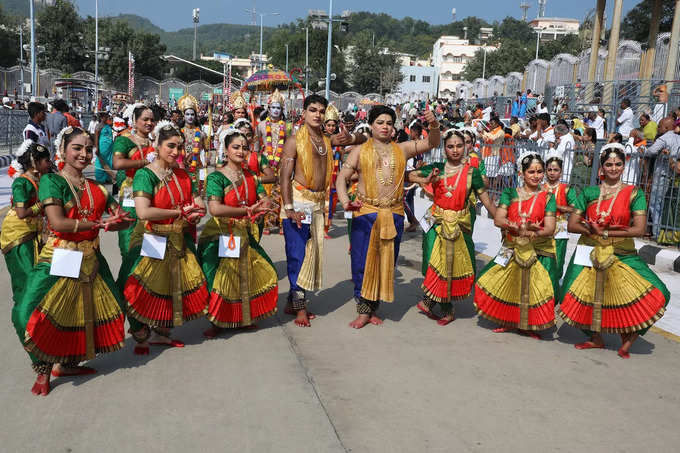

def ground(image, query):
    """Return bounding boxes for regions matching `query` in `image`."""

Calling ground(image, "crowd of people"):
[1,88,672,398]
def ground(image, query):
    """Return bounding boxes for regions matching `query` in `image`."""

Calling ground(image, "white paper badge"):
[218,235,241,258]
[344,209,354,219]
[554,220,569,239]
[199,168,207,181]
[493,246,514,267]
[122,198,135,208]
[574,245,594,267]
[49,248,84,278]
[294,202,313,225]
[141,233,167,260]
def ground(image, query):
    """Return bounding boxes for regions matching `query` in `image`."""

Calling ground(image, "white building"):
[200,53,267,79]
[529,17,580,41]
[432,36,496,99]
[396,64,437,101]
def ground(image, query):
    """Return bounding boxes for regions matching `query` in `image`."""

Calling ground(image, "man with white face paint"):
[177,94,206,193]
[256,89,293,234]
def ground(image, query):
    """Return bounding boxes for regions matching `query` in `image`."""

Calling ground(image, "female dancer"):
[112,104,156,259]
[18,127,130,395]
[2,140,51,307]
[558,146,669,358]
[543,152,576,277]
[474,153,558,338]
[409,130,496,325]
[234,118,276,184]
[122,122,209,354]
[199,130,278,337]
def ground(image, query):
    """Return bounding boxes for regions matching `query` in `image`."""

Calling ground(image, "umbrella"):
[243,69,296,92]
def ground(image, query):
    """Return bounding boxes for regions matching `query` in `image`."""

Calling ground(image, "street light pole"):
[325,0,333,100]
[533,27,542,92]
[482,45,487,79]
[305,27,309,94]
[19,24,24,99]
[192,9,200,60]
[259,13,264,70]
[30,0,36,97]
[285,43,289,73]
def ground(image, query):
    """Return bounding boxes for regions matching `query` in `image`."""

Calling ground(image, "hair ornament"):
[233,118,252,129]
[122,102,146,122]
[15,139,33,158]
[516,150,542,169]
[152,120,181,146]
[544,149,563,163]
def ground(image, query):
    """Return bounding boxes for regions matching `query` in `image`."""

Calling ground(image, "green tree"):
[621,0,675,42]
[35,0,86,73]
[493,16,534,43]
[348,30,402,94]
[462,40,532,81]
[0,5,20,69]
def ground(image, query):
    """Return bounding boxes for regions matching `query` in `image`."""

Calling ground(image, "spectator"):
[509,116,521,138]
[616,98,634,138]
[23,101,49,148]
[46,99,69,151]
[644,117,680,239]
[95,113,114,185]
[639,113,657,141]
[511,92,521,117]
[535,112,555,146]
[554,123,575,183]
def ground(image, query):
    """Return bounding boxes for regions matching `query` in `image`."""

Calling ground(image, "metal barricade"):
[0,109,29,155]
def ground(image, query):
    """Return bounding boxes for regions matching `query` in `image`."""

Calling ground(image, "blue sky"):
[75,0,636,32]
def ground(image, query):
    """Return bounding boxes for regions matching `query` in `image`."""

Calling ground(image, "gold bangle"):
[73,219,80,233]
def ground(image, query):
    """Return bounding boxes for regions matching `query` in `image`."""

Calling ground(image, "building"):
[396,64,437,100]
[200,53,268,79]
[528,17,580,41]
[432,36,496,98]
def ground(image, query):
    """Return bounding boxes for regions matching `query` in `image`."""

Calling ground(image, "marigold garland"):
[264,118,285,168]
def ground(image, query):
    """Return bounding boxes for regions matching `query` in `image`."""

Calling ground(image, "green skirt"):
[555,238,567,281]
[4,237,39,307]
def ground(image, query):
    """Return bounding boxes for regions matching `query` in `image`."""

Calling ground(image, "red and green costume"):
[122,168,208,332]
[559,185,669,335]
[112,131,155,258]
[474,188,558,331]
[198,171,278,327]
[418,162,486,313]
[544,182,577,277]
[2,175,43,309]
[18,174,125,370]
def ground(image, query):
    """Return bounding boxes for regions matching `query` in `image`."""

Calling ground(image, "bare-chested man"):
[279,94,364,327]
[336,105,440,329]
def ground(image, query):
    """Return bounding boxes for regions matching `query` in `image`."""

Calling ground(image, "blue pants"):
[283,218,310,295]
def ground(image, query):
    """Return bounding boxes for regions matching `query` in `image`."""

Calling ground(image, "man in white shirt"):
[616,98,635,138]
[534,113,555,146]
[482,103,493,122]
[553,123,575,183]
[587,109,606,140]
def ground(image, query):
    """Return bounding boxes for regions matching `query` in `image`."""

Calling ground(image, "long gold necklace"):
[517,186,540,226]
[595,180,623,224]
[443,161,465,198]
[60,170,94,217]
[374,143,395,186]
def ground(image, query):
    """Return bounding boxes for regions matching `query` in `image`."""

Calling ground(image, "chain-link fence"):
[0,109,27,155]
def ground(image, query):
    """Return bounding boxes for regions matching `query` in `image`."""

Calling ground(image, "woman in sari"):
[474,153,558,338]
[122,122,208,355]
[3,140,51,307]
[112,104,156,260]
[17,127,130,396]
[559,147,669,358]
[409,130,496,325]
[199,130,278,337]
[543,153,577,277]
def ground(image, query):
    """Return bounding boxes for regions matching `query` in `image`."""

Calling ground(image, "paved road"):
[1,208,679,452]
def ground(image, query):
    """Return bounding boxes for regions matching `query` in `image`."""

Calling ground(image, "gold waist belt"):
[357,193,401,209]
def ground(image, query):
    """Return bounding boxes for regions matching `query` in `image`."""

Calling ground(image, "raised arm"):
[401,110,441,159]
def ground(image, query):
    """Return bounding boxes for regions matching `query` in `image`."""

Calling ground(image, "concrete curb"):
[637,242,680,274]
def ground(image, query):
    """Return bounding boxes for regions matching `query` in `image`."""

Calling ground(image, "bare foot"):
[493,326,513,333]
[31,373,51,396]
[294,309,311,327]
[284,305,316,319]
[574,340,605,350]
[349,314,371,329]
[203,326,222,338]
[52,364,97,377]
[437,314,455,326]
[618,333,639,359]
[149,332,185,347]
[369,313,383,325]
[416,301,441,321]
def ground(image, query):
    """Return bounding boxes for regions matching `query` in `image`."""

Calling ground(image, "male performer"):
[324,103,343,237]
[336,105,440,329]
[178,94,206,189]
[279,95,364,327]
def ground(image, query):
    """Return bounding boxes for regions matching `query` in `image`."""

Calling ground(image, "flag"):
[128,52,135,100]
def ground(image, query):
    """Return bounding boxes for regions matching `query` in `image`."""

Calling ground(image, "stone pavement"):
[1,211,679,452]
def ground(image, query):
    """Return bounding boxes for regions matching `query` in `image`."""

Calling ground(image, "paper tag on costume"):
[414,187,434,232]
[574,245,594,267]
[294,202,313,225]
[418,211,435,233]
[494,246,514,267]
[199,168,207,181]
[554,220,569,239]
[344,209,353,219]
[122,186,135,207]
[141,233,167,260]
[49,248,83,278]
[218,235,241,258]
